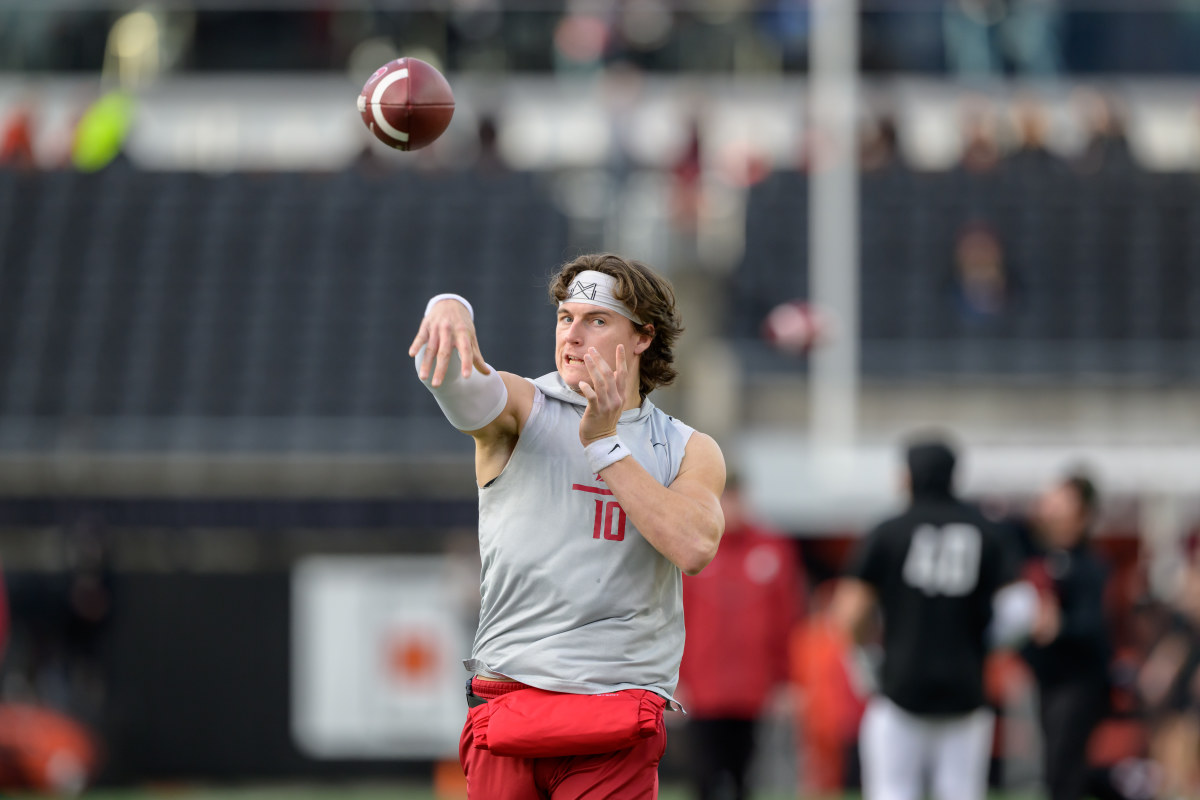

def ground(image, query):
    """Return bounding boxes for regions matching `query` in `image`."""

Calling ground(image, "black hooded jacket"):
[847,443,1021,715]
[1021,538,1111,689]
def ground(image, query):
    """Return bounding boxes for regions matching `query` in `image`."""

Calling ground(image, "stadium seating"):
[1,161,1197,455]
[0,167,568,452]
[733,166,1200,380]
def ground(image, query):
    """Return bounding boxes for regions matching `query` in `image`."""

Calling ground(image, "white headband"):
[560,270,644,325]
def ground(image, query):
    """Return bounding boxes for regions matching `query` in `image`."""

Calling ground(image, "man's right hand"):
[408,297,490,387]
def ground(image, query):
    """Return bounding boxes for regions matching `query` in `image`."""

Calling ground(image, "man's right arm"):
[830,577,877,644]
[408,295,533,451]
[831,529,884,643]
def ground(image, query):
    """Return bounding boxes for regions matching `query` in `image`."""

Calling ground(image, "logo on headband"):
[567,281,598,301]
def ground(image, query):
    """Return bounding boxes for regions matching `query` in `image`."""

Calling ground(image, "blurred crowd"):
[0,77,1139,186]
[5,2,1200,76]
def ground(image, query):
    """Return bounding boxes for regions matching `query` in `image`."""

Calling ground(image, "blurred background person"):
[1006,95,1067,176]
[1021,472,1114,800]
[831,435,1038,800]
[1072,88,1134,175]
[473,113,507,174]
[790,581,870,797]
[678,474,804,800]
[952,222,1011,325]
[858,112,900,174]
[957,99,1003,174]
[669,115,704,239]
[0,99,35,169]
[1137,537,1200,799]
[943,0,1063,78]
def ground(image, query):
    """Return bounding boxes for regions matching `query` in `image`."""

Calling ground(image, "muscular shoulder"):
[671,431,726,502]
[468,374,537,486]
[679,431,724,473]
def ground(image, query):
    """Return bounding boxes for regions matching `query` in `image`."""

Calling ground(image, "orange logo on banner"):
[385,631,439,684]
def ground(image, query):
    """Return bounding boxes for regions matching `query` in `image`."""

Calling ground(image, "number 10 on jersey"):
[592,500,626,542]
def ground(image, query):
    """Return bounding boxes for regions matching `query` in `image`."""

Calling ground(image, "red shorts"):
[459,678,668,799]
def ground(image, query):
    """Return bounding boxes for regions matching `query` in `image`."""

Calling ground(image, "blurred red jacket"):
[680,523,803,718]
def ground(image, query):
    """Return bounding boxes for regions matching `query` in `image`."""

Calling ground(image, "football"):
[357,57,455,151]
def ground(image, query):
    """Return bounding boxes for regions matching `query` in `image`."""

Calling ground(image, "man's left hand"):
[578,345,627,445]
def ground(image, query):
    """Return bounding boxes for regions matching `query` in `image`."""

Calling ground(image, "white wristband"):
[584,435,631,474]
[425,293,474,320]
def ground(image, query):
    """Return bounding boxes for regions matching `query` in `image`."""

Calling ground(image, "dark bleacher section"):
[734,167,1200,381]
[0,167,569,452]
[3,162,1196,455]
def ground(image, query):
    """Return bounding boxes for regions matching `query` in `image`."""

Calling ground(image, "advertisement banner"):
[292,555,473,759]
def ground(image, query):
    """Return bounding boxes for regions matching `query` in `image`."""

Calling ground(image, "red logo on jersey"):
[570,484,613,496]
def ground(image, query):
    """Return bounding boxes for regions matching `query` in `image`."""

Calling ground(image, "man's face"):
[1036,484,1088,549]
[555,302,648,392]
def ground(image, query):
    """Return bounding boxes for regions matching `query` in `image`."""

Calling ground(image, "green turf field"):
[65,784,1041,800]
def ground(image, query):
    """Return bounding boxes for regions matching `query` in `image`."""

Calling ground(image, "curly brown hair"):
[548,253,683,398]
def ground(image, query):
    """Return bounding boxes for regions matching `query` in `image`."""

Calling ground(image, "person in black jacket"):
[1022,472,1112,800]
[832,436,1037,800]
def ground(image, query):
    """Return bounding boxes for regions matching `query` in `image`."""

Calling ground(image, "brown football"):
[357,58,455,151]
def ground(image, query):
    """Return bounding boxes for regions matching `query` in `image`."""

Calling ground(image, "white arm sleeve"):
[414,345,508,432]
[988,580,1039,648]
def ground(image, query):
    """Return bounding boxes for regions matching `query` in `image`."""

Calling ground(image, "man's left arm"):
[598,432,726,576]
[575,343,724,575]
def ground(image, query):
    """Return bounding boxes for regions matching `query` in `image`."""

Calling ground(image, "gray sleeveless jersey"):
[464,372,695,703]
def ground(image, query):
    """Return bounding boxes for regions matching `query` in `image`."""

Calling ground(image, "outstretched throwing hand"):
[578,344,628,445]
[408,298,490,387]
